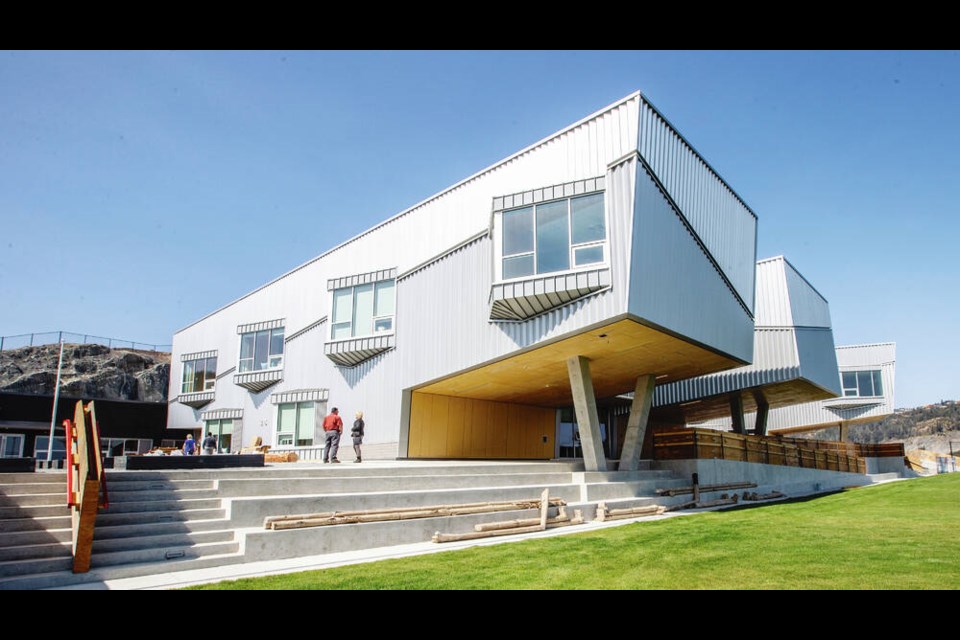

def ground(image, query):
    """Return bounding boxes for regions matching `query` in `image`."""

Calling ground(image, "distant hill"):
[803,401,960,454]
[0,343,170,403]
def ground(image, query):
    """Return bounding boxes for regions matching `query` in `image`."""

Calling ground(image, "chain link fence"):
[0,331,171,353]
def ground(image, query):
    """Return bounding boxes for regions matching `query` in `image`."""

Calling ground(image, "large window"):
[181,356,217,394]
[239,327,284,372]
[331,279,396,340]
[1,434,24,458]
[34,436,66,461]
[841,370,883,397]
[501,192,606,280]
[276,401,316,447]
[204,419,234,453]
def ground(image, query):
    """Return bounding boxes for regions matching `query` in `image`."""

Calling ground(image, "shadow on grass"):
[706,489,845,513]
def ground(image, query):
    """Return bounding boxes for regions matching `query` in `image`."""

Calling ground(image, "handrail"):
[66,400,107,573]
[0,330,170,353]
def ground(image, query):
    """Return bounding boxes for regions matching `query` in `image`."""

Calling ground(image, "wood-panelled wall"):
[407,392,555,459]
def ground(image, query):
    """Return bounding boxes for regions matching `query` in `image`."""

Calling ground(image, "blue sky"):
[1,51,956,408]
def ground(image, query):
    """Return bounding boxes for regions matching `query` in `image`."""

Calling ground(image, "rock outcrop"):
[0,343,170,402]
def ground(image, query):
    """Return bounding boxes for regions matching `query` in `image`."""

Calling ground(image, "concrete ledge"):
[113,455,264,470]
[244,506,563,562]
[652,458,870,492]
[227,484,584,527]
[0,459,35,474]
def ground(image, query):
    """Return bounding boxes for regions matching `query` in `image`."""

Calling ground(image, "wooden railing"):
[65,401,107,573]
[652,428,870,475]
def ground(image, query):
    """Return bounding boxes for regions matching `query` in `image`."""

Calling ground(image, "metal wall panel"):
[629,161,755,365]
[753,258,791,327]
[654,328,799,406]
[754,257,831,329]
[638,97,757,311]
[794,327,841,394]
[784,260,831,328]
[701,344,896,432]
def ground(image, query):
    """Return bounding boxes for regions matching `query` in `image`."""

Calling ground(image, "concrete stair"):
[2,458,874,589]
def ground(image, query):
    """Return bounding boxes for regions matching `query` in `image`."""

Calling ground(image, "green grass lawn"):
[188,474,960,590]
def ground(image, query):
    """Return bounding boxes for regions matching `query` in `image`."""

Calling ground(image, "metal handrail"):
[0,331,171,353]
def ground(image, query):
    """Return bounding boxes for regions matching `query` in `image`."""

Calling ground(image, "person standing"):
[202,432,217,455]
[351,411,365,463]
[322,407,344,463]
[182,433,197,456]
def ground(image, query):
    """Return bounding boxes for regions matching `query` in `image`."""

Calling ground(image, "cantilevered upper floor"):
[651,256,840,430]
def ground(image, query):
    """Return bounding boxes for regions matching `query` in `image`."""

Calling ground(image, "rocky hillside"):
[800,401,960,454]
[0,343,170,402]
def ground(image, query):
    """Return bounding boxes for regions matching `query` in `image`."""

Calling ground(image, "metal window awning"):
[177,391,215,408]
[324,335,396,367]
[327,268,397,291]
[237,319,284,334]
[181,350,217,362]
[200,408,243,421]
[234,369,283,392]
[270,388,330,404]
[490,268,611,321]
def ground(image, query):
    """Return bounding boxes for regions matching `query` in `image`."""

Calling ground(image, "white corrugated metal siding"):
[638,97,757,311]
[629,161,754,364]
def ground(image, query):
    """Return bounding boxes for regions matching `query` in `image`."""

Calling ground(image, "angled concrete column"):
[566,355,607,472]
[618,374,656,471]
[730,394,746,435]
[839,421,850,443]
[753,391,769,437]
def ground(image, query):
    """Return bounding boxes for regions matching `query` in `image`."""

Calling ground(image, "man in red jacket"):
[322,407,344,464]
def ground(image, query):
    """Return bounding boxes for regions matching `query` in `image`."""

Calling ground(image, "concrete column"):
[753,391,769,437]
[839,421,850,442]
[566,355,607,472]
[618,374,656,471]
[730,394,746,435]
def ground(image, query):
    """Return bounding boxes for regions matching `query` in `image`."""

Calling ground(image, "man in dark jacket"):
[322,407,344,463]
[202,432,217,455]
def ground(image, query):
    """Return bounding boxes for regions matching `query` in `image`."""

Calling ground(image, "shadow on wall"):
[336,349,392,389]
[492,291,611,349]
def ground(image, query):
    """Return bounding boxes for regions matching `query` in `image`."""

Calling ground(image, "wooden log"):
[655,482,757,497]
[539,488,549,531]
[663,500,697,512]
[694,495,739,509]
[741,491,785,501]
[595,501,608,522]
[606,505,665,517]
[263,498,566,527]
[433,515,586,543]
[474,514,571,532]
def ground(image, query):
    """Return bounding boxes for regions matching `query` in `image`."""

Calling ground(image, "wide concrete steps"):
[0,551,247,590]
[214,472,578,497]
[0,492,67,507]
[102,461,584,483]
[0,482,69,496]
[95,508,226,527]
[0,527,71,548]
[0,515,71,534]
[0,505,71,519]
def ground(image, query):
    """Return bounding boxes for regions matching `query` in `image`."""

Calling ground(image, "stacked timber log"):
[741,491,785,501]
[263,494,566,531]
[595,502,665,522]
[658,474,749,511]
[655,481,756,497]
[432,489,585,543]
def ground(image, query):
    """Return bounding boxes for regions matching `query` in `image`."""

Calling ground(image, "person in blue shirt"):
[182,433,197,456]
